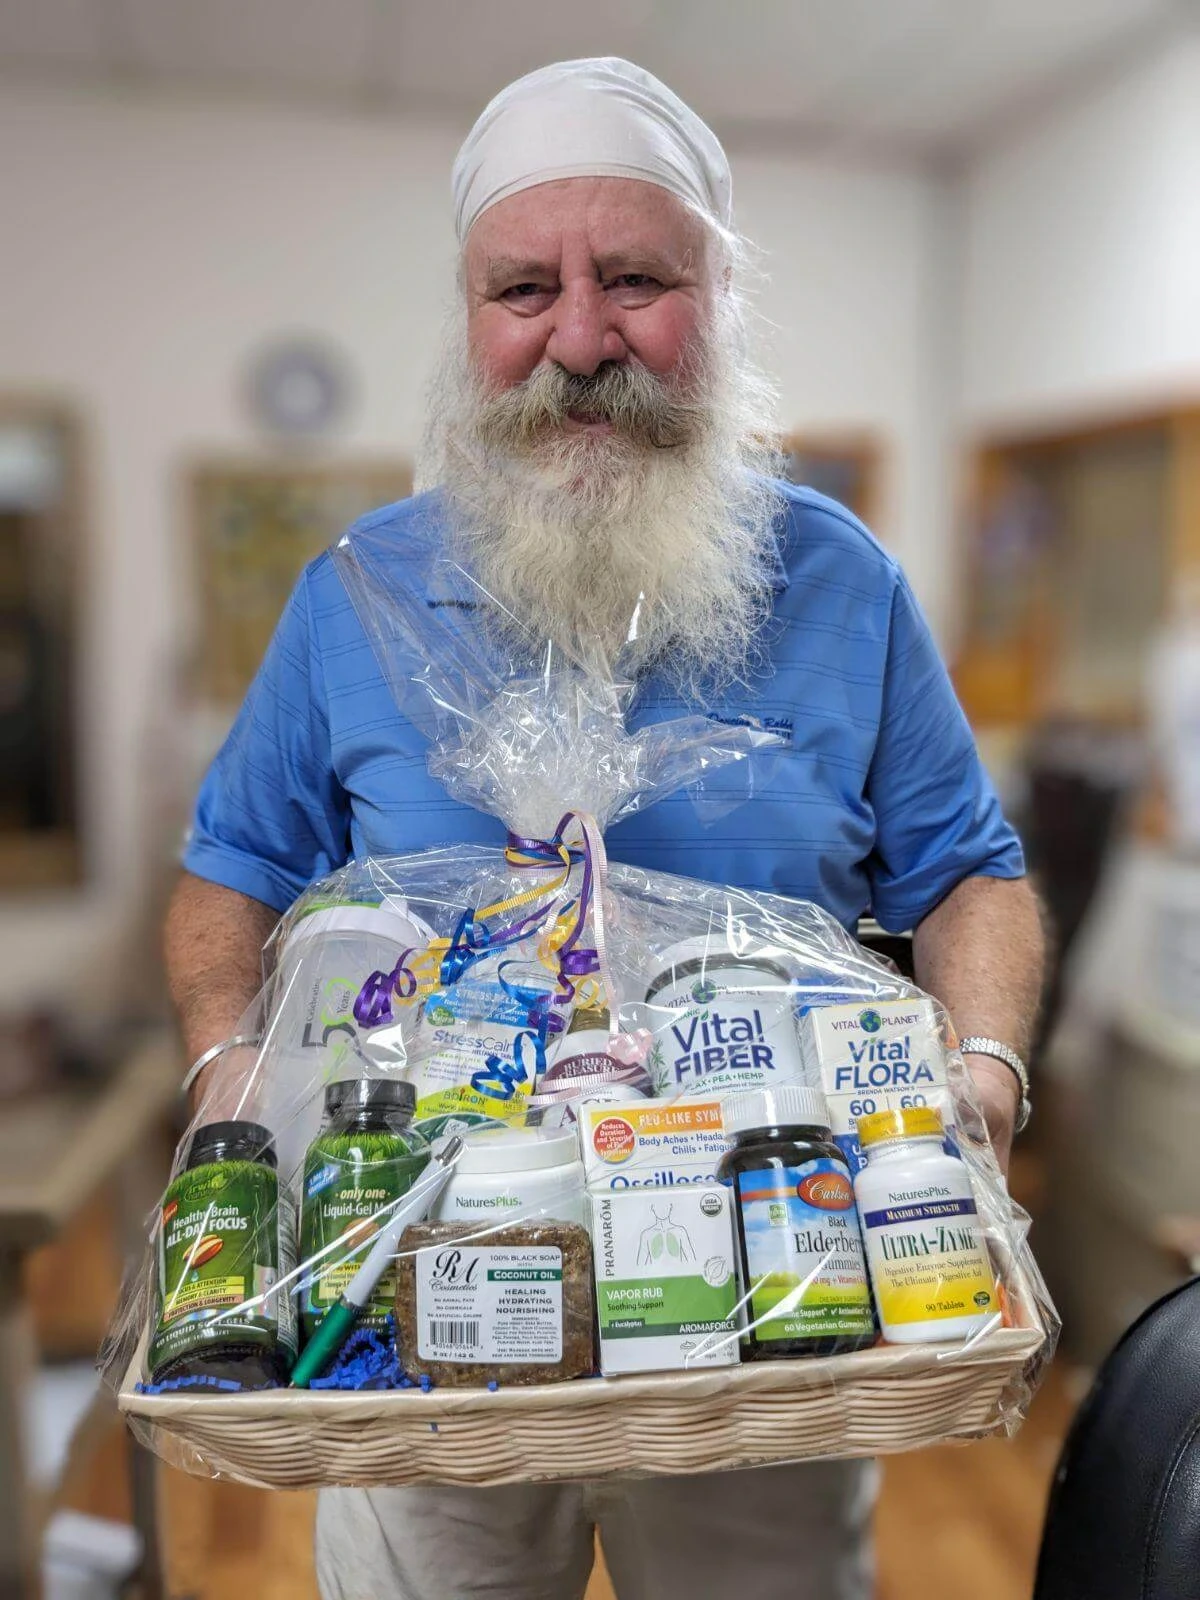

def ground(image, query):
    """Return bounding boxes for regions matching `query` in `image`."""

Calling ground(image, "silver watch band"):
[958,1035,1032,1134]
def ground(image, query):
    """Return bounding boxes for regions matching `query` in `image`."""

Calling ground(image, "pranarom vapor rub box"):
[798,997,954,1174]
[590,1186,740,1375]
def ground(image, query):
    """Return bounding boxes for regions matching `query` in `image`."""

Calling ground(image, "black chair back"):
[1033,1276,1200,1599]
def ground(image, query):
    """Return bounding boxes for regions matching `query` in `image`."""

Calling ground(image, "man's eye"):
[502,283,550,299]
[609,274,662,290]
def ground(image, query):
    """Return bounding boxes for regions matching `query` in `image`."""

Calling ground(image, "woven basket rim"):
[119,1321,1043,1423]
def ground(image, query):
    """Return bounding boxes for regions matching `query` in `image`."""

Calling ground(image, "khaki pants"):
[315,1460,877,1600]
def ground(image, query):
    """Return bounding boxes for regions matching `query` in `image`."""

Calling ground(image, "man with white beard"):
[166,59,1043,1600]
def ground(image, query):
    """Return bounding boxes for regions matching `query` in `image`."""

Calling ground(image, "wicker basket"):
[119,1313,1044,1490]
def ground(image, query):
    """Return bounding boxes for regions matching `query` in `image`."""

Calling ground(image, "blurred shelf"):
[0,1033,179,1251]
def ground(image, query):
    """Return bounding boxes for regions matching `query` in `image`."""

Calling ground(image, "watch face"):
[245,337,352,438]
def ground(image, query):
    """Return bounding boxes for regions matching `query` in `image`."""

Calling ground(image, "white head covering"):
[452,57,732,245]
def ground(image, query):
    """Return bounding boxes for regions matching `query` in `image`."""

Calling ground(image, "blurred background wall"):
[960,30,1200,429]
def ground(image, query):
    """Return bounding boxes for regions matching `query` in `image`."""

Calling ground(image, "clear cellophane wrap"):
[101,517,1058,1486]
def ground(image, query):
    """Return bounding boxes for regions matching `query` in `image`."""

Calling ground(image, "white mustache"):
[472,360,705,453]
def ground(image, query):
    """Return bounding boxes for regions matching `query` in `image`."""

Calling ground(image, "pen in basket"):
[291,1135,464,1388]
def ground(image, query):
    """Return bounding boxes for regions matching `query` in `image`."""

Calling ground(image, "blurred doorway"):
[0,401,83,890]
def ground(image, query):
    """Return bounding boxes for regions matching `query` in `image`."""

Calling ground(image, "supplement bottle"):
[149,1121,297,1387]
[298,1078,429,1344]
[644,939,803,1096]
[718,1085,875,1359]
[265,897,433,1183]
[854,1106,999,1343]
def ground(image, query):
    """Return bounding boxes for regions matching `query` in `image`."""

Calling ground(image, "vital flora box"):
[590,1187,740,1374]
[799,998,952,1173]
[580,1098,727,1192]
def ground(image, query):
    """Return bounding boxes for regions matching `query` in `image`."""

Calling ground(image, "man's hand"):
[912,874,1045,1179]
[962,1052,1021,1175]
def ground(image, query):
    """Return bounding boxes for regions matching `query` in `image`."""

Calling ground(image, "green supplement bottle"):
[298,1078,430,1344]
[718,1085,876,1360]
[149,1121,297,1388]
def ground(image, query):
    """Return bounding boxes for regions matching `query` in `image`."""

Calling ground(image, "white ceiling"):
[0,0,1189,157]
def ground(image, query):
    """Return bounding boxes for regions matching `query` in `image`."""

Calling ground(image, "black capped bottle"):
[298,1078,429,1345]
[718,1085,876,1360]
[149,1120,297,1387]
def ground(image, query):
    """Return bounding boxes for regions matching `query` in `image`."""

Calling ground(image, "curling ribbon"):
[353,811,616,1044]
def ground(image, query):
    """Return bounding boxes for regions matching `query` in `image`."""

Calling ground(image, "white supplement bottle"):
[853,1106,1000,1343]
[265,897,433,1184]
[430,1123,587,1227]
[643,937,804,1095]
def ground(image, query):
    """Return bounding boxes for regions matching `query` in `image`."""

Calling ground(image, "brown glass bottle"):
[718,1085,876,1360]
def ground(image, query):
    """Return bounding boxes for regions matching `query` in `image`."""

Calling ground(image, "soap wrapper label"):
[414,1244,563,1365]
[799,997,954,1173]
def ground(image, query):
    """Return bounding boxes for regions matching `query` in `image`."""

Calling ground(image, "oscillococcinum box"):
[579,1098,727,1192]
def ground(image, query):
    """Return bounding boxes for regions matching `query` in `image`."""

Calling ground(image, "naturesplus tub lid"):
[454,1123,583,1175]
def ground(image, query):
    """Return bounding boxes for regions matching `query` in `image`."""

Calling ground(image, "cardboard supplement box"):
[799,997,954,1173]
[590,1186,740,1374]
[579,1098,727,1192]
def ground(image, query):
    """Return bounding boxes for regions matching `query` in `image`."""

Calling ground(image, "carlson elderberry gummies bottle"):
[149,1120,297,1388]
[718,1085,875,1360]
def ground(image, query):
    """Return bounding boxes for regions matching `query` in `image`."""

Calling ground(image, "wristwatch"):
[958,1036,1032,1134]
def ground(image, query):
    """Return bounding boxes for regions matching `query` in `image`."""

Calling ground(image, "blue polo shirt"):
[183,482,1023,932]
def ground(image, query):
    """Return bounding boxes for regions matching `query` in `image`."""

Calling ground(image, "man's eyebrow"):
[480,255,558,292]
[594,249,682,278]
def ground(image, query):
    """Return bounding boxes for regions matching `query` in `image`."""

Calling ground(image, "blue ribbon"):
[470,1028,547,1100]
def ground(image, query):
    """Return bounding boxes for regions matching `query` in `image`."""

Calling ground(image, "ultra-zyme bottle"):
[853,1107,1000,1343]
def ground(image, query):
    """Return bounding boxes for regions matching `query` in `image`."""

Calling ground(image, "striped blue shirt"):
[184,482,1023,932]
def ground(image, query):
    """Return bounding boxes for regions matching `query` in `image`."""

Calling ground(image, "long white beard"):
[417,302,784,697]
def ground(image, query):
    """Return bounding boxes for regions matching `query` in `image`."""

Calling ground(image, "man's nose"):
[543,281,628,375]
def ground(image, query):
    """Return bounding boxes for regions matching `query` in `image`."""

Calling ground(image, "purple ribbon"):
[352,814,602,1060]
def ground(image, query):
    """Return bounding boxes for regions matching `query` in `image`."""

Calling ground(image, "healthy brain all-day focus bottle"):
[149,1120,298,1387]
[718,1085,876,1359]
[298,1078,430,1346]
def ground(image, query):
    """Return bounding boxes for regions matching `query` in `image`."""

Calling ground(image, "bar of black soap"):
[396,1220,595,1387]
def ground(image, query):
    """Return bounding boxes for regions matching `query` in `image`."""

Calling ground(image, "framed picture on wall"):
[955,410,1200,728]
[190,460,412,705]
[781,434,882,528]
